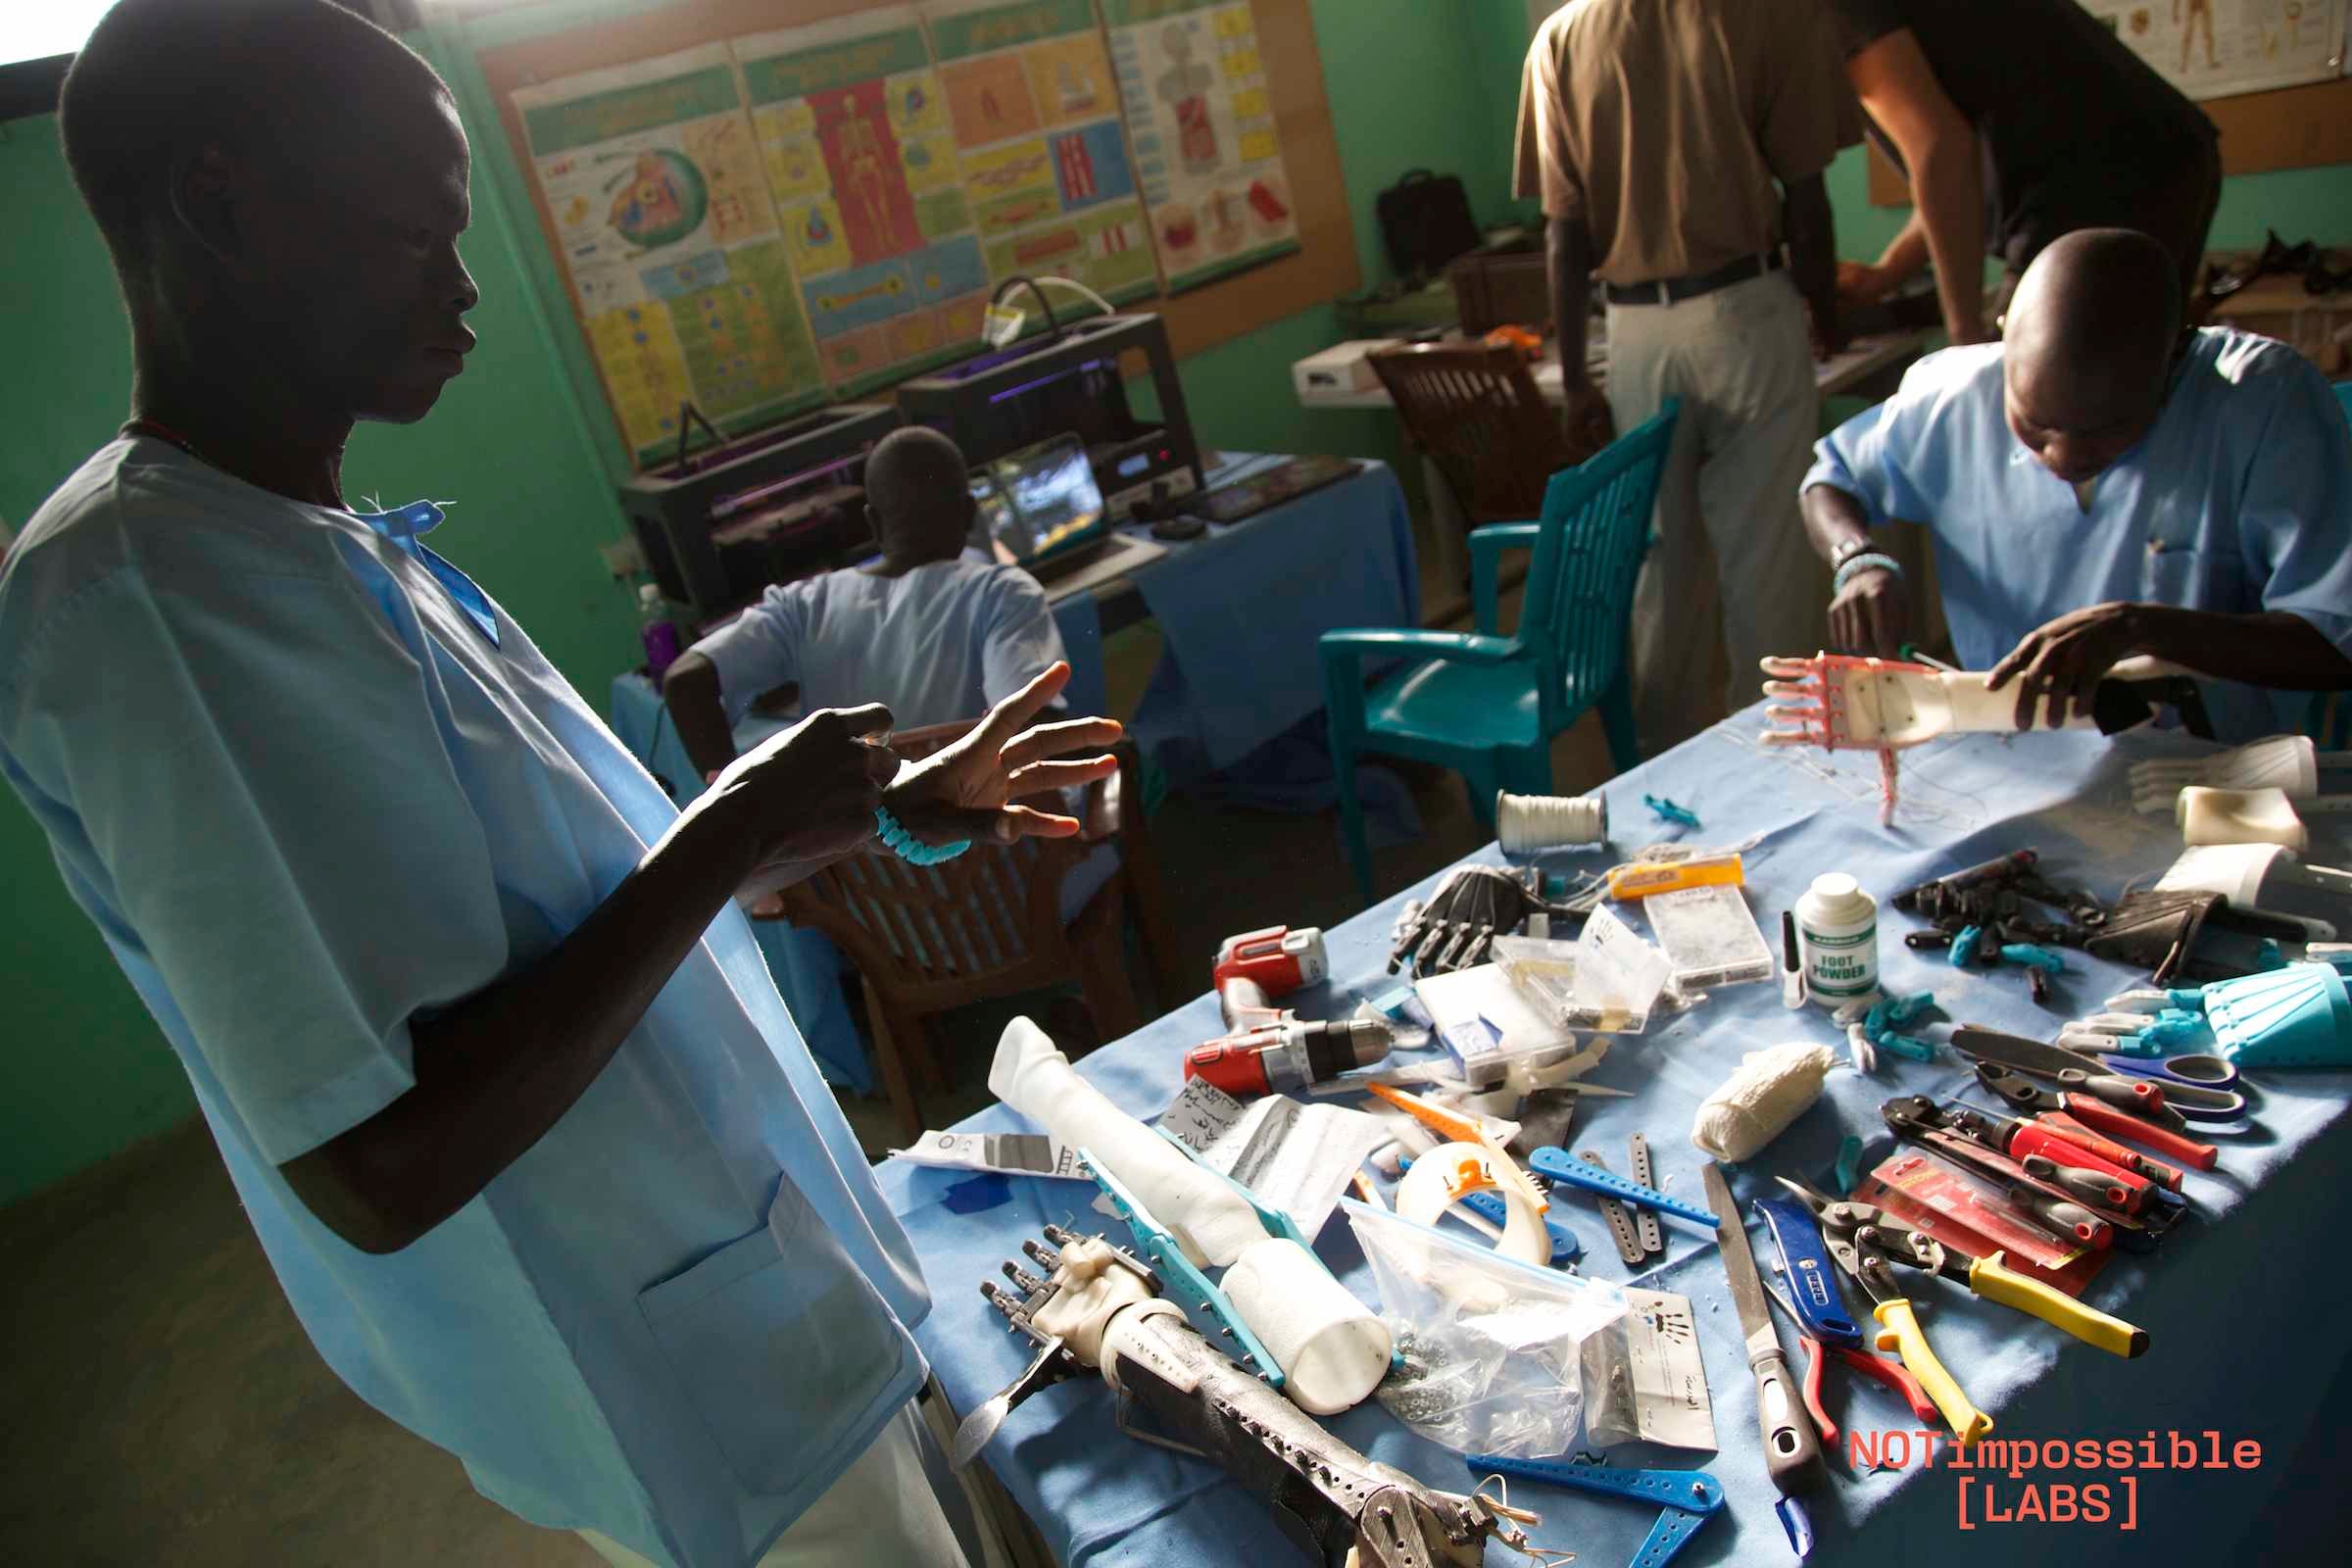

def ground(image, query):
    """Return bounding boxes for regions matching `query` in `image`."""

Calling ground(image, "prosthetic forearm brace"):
[957,1226,1535,1568]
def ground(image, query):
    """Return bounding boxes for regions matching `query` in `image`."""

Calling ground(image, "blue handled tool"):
[1529,1146,1720,1230]
[1465,1456,1725,1568]
[2091,1054,2247,1119]
[1752,1195,1862,1348]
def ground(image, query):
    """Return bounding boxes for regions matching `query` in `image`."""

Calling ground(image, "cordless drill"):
[1183,926,1394,1099]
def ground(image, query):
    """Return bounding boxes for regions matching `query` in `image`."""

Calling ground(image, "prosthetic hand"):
[961,1227,1536,1568]
[1760,653,2096,751]
[1759,653,2097,824]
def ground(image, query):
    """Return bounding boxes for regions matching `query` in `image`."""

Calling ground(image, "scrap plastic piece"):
[1999,944,2068,974]
[1877,1031,1937,1063]
[1644,794,1703,829]
[1948,924,1983,967]
[1832,1135,1864,1196]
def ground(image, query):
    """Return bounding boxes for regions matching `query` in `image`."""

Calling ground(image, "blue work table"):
[875,711,2352,1565]
[611,454,1419,1092]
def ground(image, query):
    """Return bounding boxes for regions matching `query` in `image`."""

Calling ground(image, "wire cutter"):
[1783,1176,2149,1373]
[1773,1179,1994,1445]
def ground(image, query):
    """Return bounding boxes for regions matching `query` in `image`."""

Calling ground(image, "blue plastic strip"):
[1528,1146,1719,1229]
[1466,1455,1723,1568]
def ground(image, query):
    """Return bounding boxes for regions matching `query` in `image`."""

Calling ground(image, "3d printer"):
[616,403,901,620]
[895,313,1202,520]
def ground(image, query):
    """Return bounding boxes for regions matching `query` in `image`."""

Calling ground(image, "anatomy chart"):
[516,45,825,466]
[2083,0,2348,100]
[736,10,996,393]
[1103,0,1298,292]
[918,0,1160,304]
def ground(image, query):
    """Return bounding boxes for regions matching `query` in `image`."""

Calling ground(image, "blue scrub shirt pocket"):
[2144,541,2246,609]
[638,1180,903,1493]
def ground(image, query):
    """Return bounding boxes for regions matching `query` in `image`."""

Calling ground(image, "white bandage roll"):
[988,1016,1268,1266]
[1690,1042,1838,1162]
[1219,1237,1394,1415]
[1393,1140,1551,1266]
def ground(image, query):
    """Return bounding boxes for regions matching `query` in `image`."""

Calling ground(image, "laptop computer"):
[969,432,1163,601]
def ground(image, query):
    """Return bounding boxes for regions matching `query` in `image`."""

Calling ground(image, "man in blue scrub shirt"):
[1804,228,2352,738]
[0,4,1121,1564]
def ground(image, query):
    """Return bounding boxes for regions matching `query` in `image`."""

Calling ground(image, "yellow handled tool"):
[1966,1250,2149,1358]
[1872,1298,1992,1446]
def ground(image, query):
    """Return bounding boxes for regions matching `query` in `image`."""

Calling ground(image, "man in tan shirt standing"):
[1517,0,1856,753]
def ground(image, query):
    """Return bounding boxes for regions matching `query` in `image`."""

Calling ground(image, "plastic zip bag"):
[1343,1198,1628,1458]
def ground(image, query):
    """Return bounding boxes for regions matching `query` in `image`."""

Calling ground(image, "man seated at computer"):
[665,426,1069,783]
[1803,227,2352,740]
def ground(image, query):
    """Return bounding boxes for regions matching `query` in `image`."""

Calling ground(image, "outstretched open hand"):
[884,662,1122,846]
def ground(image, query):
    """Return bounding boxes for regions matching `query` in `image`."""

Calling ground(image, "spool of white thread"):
[1495,790,1609,853]
[1219,1237,1395,1415]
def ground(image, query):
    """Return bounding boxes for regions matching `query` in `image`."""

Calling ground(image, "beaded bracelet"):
[1832,551,1904,595]
[875,804,972,866]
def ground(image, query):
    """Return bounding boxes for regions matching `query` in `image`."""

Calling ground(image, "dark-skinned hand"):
[704,703,901,878]
[1561,376,1615,460]
[884,662,1122,846]
[1829,564,1910,659]
[1985,602,2147,729]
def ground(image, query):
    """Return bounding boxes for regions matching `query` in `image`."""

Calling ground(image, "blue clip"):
[1643,794,1702,829]
[1948,924,1983,967]
[1883,990,1936,1027]
[1878,1030,1937,1063]
[1831,1134,1864,1197]
[1998,943,2067,974]
[1466,1456,1724,1568]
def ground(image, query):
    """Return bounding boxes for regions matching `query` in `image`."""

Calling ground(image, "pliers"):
[1755,1274,1938,1454]
[1773,1179,1994,1446]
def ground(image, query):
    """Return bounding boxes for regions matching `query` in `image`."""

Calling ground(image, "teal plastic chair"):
[1321,401,1681,903]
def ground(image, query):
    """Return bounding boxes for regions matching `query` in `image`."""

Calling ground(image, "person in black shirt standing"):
[1830,0,2221,345]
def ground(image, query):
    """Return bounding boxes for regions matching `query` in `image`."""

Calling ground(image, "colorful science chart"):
[1104,0,1298,292]
[919,0,1160,306]
[517,44,826,465]
[737,9,996,394]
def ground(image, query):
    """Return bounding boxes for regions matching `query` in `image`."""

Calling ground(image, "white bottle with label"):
[1796,872,1879,1006]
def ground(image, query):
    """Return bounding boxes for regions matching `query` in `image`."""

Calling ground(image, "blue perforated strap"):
[874,805,971,866]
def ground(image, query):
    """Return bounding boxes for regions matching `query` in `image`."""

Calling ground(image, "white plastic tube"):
[1220,1238,1395,1415]
[989,1017,1267,1267]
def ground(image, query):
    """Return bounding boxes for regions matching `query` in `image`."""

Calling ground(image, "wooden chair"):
[1368,339,1583,528]
[765,723,1177,1139]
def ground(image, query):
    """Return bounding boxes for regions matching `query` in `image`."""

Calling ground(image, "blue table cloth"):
[877,710,2352,1566]
[609,455,1421,1091]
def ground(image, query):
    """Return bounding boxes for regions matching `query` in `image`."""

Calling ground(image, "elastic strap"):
[875,805,972,866]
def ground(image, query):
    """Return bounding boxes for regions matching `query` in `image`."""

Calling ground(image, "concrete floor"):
[0,523,1621,1563]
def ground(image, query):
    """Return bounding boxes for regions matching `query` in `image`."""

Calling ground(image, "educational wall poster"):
[2082,0,2348,101]
[918,0,1161,304]
[516,45,826,466]
[736,9,996,395]
[1103,0,1299,293]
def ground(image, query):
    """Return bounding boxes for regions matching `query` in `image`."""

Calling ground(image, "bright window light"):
[2,1,119,69]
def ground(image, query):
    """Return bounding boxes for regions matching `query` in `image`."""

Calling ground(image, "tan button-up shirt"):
[1514,0,1858,287]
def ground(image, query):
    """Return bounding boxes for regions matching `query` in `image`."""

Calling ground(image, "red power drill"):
[1183,926,1393,1098]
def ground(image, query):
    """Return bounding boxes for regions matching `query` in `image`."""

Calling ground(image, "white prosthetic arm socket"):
[988,1017,1392,1415]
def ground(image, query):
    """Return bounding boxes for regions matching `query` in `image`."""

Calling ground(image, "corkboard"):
[1869,75,2352,205]
[470,0,1358,462]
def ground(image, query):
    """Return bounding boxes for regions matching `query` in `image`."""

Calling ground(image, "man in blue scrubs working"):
[1804,227,2352,738]
[0,3,1121,1564]
[662,427,1068,782]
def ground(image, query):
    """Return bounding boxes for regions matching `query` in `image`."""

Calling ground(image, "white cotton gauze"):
[1219,1237,1394,1415]
[1690,1042,1838,1162]
[987,1016,1268,1267]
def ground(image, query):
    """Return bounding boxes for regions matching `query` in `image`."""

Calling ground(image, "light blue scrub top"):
[690,555,1065,732]
[1806,326,2352,741]
[0,440,930,1568]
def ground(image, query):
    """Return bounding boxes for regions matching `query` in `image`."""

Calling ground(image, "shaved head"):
[2003,228,2184,484]
[62,0,480,429]
[865,427,977,562]
[63,0,449,276]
